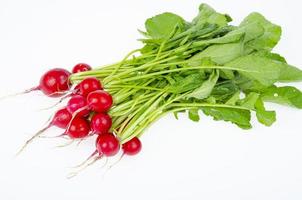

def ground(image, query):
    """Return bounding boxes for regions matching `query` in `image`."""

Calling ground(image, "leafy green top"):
[71,3,302,143]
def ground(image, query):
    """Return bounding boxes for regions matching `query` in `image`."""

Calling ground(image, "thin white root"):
[54,139,75,148]
[39,133,67,139]
[38,93,71,111]
[108,153,124,170]
[75,134,94,147]
[71,151,98,169]
[67,155,101,179]
[102,153,124,178]
[100,157,109,169]
[76,139,84,146]
[15,125,50,156]
[0,87,39,100]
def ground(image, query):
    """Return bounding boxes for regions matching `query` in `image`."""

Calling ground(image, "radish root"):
[102,153,125,177]
[15,124,51,156]
[71,150,98,169]
[55,139,75,148]
[0,86,39,100]
[67,154,102,179]
[39,93,72,111]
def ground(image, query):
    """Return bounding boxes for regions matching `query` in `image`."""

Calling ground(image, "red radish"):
[68,132,119,177]
[96,133,120,156]
[122,137,142,156]
[67,95,90,117]
[67,84,82,96]
[96,137,142,171]
[16,107,73,155]
[73,83,81,95]
[46,83,82,109]
[66,117,90,139]
[1,68,71,100]
[39,68,71,97]
[40,116,91,140]
[52,108,72,129]
[87,90,113,112]
[57,78,103,112]
[66,90,113,130]
[91,113,112,134]
[100,137,142,170]
[72,63,92,73]
[79,77,102,97]
[69,90,113,117]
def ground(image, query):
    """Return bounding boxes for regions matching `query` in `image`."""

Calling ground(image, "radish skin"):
[72,63,92,73]
[16,108,72,155]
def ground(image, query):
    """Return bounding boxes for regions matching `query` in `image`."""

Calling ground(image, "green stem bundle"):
[70,3,302,143]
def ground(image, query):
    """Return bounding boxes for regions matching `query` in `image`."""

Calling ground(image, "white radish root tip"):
[67,154,102,179]
[38,93,72,111]
[71,150,98,169]
[54,139,75,148]
[102,153,125,177]
[39,133,67,139]
[0,86,39,100]
[15,124,51,156]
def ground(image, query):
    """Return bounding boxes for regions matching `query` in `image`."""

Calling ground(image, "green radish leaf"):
[202,107,252,129]
[191,19,265,51]
[238,21,265,43]
[256,110,276,126]
[225,91,240,105]
[226,55,280,86]
[238,92,276,126]
[253,51,287,63]
[255,98,276,126]
[240,12,282,51]
[212,81,239,102]
[239,92,260,109]
[235,76,268,92]
[189,18,276,66]
[192,3,230,27]
[145,12,185,40]
[166,72,205,94]
[173,110,185,120]
[188,109,200,122]
[189,41,244,65]
[205,96,217,104]
[225,55,301,86]
[197,25,235,40]
[278,65,302,82]
[252,51,302,82]
[219,69,235,80]
[261,86,302,109]
[192,30,245,48]
[173,112,179,120]
[137,29,149,37]
[185,70,219,100]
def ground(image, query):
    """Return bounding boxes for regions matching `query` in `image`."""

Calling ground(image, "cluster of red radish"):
[19,63,142,161]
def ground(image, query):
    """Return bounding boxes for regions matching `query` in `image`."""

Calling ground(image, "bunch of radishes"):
[17,63,142,167]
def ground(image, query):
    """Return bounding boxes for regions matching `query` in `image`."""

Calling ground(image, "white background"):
[0,0,302,199]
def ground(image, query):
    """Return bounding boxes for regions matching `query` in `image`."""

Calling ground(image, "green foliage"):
[261,86,302,108]
[240,12,282,51]
[185,70,219,100]
[192,3,231,27]
[145,12,185,42]
[202,107,252,129]
[71,3,302,142]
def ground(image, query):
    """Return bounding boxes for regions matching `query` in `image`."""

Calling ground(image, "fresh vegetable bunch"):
[15,4,302,172]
